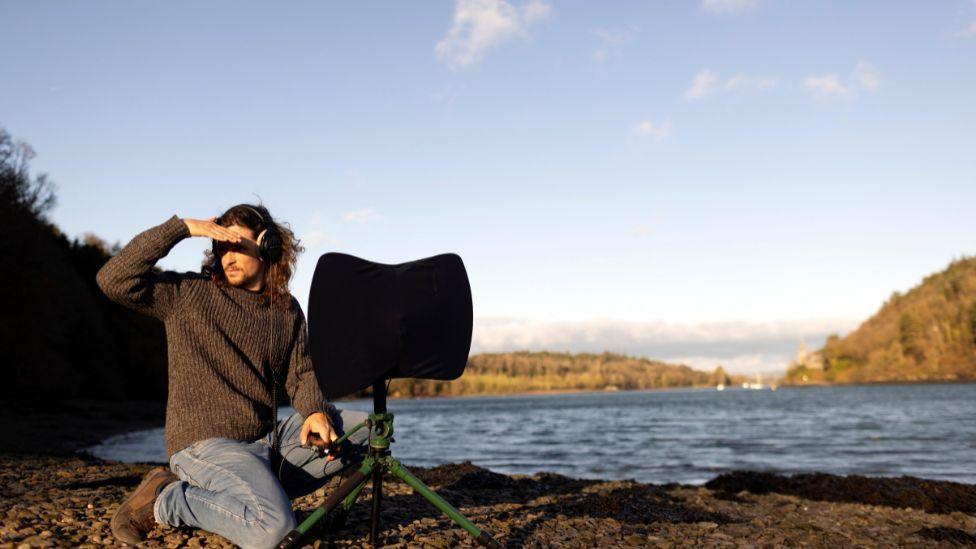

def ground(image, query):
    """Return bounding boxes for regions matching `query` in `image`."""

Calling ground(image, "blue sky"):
[3,0,974,373]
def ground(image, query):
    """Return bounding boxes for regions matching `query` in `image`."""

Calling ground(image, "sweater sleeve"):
[95,214,192,322]
[286,302,335,420]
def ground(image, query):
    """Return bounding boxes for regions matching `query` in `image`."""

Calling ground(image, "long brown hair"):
[201,203,304,310]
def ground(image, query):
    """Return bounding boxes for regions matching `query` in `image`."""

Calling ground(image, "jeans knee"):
[249,511,297,549]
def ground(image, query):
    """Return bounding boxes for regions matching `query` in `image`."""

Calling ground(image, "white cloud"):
[804,74,851,98]
[590,26,639,63]
[342,208,380,223]
[435,0,551,69]
[668,353,789,376]
[701,0,760,14]
[804,59,881,100]
[965,21,976,36]
[522,0,551,22]
[685,68,718,100]
[471,317,858,374]
[686,69,777,100]
[299,230,338,249]
[632,119,672,141]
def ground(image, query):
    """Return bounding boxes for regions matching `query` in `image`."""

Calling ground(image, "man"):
[96,204,369,548]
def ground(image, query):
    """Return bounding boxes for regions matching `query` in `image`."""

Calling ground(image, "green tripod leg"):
[383,456,503,548]
[275,456,375,549]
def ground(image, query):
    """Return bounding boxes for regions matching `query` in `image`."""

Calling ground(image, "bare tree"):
[0,127,58,220]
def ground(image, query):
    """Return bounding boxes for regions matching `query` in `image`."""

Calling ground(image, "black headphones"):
[212,204,284,264]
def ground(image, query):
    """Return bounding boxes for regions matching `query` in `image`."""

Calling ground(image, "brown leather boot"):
[110,466,179,546]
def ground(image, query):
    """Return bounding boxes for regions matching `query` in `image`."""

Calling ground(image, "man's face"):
[218,224,265,291]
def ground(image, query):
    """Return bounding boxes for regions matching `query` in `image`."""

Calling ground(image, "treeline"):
[785,256,976,384]
[385,351,736,398]
[0,127,171,401]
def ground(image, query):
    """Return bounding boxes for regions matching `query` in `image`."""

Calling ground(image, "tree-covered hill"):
[785,257,976,384]
[387,351,736,397]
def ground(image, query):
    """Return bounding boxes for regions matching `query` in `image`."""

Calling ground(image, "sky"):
[2,1,974,374]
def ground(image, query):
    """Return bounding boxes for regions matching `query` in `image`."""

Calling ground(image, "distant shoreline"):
[369,378,976,401]
[353,384,720,402]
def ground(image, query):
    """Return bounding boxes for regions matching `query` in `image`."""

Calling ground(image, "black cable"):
[268,289,286,481]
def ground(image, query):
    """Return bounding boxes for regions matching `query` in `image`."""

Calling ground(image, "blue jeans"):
[154,408,370,549]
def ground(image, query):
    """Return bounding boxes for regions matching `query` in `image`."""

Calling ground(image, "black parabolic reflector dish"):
[307,252,473,400]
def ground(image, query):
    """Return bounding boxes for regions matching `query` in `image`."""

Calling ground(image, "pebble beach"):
[4,454,976,547]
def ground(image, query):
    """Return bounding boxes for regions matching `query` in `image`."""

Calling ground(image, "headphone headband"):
[239,205,268,226]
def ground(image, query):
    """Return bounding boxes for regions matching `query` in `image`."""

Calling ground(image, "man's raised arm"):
[95,215,193,321]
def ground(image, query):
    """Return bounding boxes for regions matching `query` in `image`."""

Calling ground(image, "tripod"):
[275,380,503,548]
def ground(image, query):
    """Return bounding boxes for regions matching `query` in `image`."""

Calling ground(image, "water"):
[83,383,976,485]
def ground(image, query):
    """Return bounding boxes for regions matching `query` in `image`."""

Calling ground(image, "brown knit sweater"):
[95,214,333,460]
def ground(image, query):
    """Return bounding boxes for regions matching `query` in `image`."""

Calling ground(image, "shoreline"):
[365,384,732,401]
[364,378,976,401]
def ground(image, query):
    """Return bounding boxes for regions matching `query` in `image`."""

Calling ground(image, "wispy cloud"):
[471,317,858,374]
[685,68,777,100]
[632,119,672,142]
[804,74,851,98]
[685,68,718,100]
[804,59,881,100]
[963,21,976,37]
[435,0,552,69]
[299,230,338,249]
[701,0,760,14]
[590,26,639,63]
[342,208,380,223]
[522,0,551,22]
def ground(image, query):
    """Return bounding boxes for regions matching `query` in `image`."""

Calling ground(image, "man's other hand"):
[300,412,337,460]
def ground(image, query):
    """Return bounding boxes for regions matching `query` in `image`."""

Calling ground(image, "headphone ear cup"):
[211,215,223,262]
[261,226,284,264]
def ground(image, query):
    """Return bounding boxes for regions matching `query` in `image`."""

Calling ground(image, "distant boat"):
[742,372,766,390]
[716,383,726,391]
